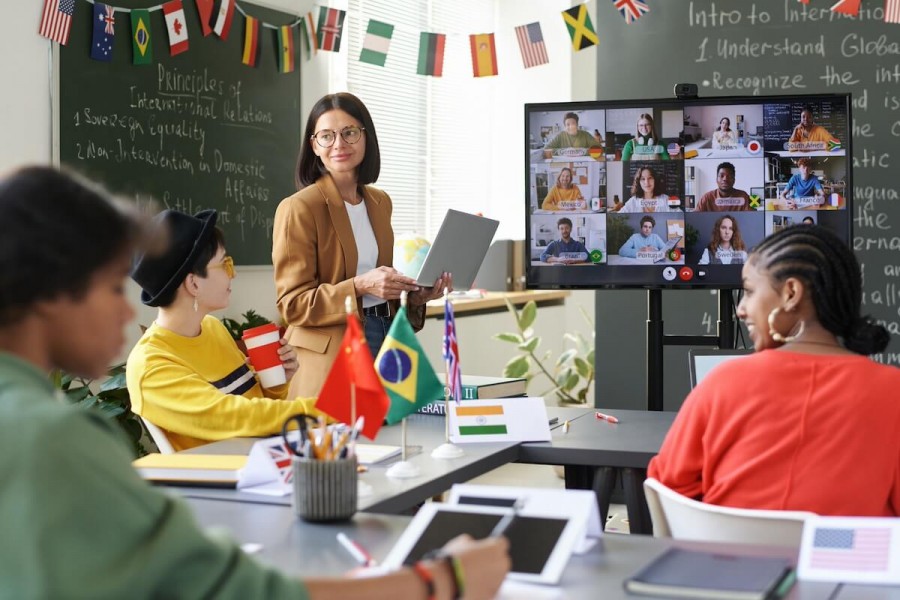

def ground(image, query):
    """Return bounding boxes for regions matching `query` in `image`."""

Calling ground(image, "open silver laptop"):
[688,348,753,389]
[415,209,499,289]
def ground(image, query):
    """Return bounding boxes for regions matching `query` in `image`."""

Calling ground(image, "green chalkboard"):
[57,0,301,264]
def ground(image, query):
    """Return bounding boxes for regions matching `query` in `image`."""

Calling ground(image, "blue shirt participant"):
[541,217,589,264]
[618,215,667,258]
[781,157,824,209]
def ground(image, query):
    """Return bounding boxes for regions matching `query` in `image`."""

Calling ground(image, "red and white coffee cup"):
[242,323,287,388]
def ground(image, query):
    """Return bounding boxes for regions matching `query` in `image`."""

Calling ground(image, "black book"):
[416,375,527,416]
[624,547,795,600]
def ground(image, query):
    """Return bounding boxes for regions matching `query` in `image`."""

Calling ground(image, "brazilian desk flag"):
[376,306,443,424]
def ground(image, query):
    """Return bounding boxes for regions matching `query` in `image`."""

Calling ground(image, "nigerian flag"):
[375,306,443,424]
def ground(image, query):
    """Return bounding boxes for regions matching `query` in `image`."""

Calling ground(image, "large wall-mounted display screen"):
[525,94,851,289]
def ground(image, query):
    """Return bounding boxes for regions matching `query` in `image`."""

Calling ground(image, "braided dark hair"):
[749,225,889,355]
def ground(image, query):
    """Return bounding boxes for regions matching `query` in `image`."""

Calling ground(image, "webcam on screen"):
[674,83,699,99]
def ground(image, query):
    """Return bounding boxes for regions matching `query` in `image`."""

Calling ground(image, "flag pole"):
[431,288,464,459]
[345,296,357,429]
[386,291,421,478]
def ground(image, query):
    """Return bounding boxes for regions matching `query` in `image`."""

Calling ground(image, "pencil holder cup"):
[291,456,358,522]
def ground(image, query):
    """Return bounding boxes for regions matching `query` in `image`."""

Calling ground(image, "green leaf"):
[555,349,577,367]
[504,356,530,378]
[96,402,126,418]
[518,301,537,331]
[563,372,580,391]
[492,333,523,344]
[99,372,127,393]
[65,386,91,404]
[517,337,540,353]
[574,357,591,378]
[586,349,595,365]
[556,368,573,388]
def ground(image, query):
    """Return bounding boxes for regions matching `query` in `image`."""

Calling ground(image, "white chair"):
[140,417,174,454]
[643,477,815,548]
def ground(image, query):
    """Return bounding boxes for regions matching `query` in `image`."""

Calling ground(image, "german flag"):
[241,15,259,67]
[469,33,498,78]
[278,25,294,73]
[417,32,445,77]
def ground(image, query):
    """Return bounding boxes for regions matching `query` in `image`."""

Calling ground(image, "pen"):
[336,532,377,567]
[595,411,620,424]
[490,499,523,538]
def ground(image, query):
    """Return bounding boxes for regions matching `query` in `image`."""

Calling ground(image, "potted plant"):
[493,299,594,405]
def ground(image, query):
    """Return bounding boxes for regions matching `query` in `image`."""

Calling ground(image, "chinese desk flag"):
[376,306,444,424]
[316,313,389,440]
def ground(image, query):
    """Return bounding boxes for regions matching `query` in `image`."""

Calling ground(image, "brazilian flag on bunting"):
[376,306,443,424]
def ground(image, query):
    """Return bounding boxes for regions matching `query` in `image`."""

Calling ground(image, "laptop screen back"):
[688,349,752,389]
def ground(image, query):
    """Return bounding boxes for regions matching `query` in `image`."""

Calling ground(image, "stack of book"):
[417,375,527,416]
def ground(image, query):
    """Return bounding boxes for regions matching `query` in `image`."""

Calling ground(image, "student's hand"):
[639,246,657,253]
[409,272,452,306]
[278,339,299,381]
[353,266,420,300]
[440,534,510,600]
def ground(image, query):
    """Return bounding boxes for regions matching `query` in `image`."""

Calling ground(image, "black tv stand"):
[646,289,735,411]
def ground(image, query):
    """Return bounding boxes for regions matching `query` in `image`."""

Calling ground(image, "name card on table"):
[798,516,900,584]
[448,397,552,444]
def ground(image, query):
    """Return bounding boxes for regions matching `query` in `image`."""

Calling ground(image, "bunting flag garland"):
[887,0,900,23]
[317,7,346,51]
[194,0,214,36]
[211,0,235,40]
[241,15,259,66]
[38,0,75,45]
[417,32,446,76]
[90,3,115,62]
[470,33,498,77]
[830,0,862,15]
[301,11,317,58]
[131,9,153,65]
[278,25,295,73]
[562,4,598,51]
[613,0,651,24]
[797,0,810,3]
[162,0,189,56]
[359,19,394,67]
[515,22,549,69]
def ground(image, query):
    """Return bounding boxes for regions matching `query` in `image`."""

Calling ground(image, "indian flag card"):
[449,397,552,443]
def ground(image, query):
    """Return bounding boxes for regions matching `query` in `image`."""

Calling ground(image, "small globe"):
[393,233,431,279]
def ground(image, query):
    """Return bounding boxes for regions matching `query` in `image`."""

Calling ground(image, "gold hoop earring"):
[768,307,804,343]
[192,297,198,313]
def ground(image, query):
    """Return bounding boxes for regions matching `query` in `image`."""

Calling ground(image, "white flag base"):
[431,442,465,459]
[386,460,421,479]
[358,479,374,497]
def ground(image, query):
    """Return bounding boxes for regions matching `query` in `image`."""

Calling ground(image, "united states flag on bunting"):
[38,0,75,45]
[443,297,462,403]
[613,0,651,24]
[515,22,549,69]
[886,0,900,23]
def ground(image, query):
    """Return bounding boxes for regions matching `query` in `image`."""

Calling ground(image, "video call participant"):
[698,215,747,265]
[0,166,511,599]
[543,112,598,154]
[128,209,320,452]
[541,167,584,211]
[696,162,752,212]
[788,106,835,147]
[779,158,824,208]
[711,117,737,150]
[273,93,448,399]
[618,215,667,258]
[621,113,670,161]
[649,225,898,517]
[801,216,815,225]
[540,217,589,264]
[619,167,671,213]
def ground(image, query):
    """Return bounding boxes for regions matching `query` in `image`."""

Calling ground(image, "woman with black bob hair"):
[0,166,509,598]
[274,93,449,398]
[649,225,900,516]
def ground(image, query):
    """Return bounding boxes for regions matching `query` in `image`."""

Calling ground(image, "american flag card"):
[798,517,900,584]
[515,22,549,69]
[887,0,900,23]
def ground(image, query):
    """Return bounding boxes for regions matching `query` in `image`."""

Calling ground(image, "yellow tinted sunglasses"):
[208,255,235,278]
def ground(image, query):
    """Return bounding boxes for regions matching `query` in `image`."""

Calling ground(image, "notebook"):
[132,454,248,487]
[624,547,795,600]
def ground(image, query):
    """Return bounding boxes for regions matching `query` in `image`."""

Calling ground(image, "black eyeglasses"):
[311,125,365,148]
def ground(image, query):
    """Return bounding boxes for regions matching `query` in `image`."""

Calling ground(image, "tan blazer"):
[273,174,425,398]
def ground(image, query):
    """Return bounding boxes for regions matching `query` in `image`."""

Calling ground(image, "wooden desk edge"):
[425,290,570,318]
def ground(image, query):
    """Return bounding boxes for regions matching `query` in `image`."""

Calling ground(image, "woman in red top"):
[649,225,900,516]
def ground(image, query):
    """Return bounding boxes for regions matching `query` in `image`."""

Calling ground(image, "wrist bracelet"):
[411,561,436,600]
[449,555,466,599]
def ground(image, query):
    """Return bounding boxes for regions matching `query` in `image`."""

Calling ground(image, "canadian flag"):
[163,0,189,55]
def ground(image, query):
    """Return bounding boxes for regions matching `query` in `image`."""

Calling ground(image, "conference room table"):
[185,497,864,599]
[176,406,671,533]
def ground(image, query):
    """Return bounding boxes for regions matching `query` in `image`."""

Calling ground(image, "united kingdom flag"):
[613,0,651,24]
[442,297,463,403]
[266,439,295,484]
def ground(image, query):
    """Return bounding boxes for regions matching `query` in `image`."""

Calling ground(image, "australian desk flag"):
[376,306,443,424]
[91,3,115,62]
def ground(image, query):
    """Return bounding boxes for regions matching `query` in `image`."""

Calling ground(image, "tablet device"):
[382,503,580,584]
[415,209,499,289]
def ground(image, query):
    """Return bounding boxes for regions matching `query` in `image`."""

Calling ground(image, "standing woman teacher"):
[274,93,449,398]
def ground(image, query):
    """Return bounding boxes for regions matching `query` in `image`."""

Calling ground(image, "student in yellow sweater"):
[128,209,319,451]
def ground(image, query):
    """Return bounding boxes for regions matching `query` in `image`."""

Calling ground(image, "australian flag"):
[613,0,651,24]
[443,297,463,403]
[91,3,115,61]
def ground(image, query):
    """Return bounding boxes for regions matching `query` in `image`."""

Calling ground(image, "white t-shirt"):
[345,200,381,308]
